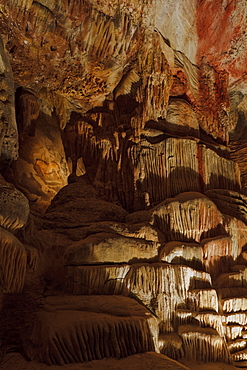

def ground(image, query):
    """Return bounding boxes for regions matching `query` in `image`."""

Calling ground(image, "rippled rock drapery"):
[0,39,31,300]
[0,0,247,369]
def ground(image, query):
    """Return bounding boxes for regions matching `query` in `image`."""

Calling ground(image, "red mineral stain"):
[196,0,247,82]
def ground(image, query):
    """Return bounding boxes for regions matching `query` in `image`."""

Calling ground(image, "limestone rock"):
[166,99,199,134]
[0,227,27,293]
[0,35,18,164]
[45,178,128,224]
[65,232,159,265]
[25,295,158,365]
[0,176,29,231]
[0,0,247,367]
[178,325,229,362]
[206,189,247,225]
[65,264,131,295]
[159,241,203,270]
[158,332,184,360]
[10,91,69,212]
[0,352,191,370]
[150,192,224,242]
[201,236,234,281]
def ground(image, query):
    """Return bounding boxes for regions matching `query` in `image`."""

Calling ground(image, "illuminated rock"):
[150,192,224,242]
[178,325,229,362]
[65,233,159,265]
[159,241,203,270]
[0,0,247,368]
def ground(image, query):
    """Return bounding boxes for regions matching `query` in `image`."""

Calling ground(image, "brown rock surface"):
[25,295,158,365]
[0,0,247,368]
[0,176,29,231]
[0,36,18,165]
[0,352,190,370]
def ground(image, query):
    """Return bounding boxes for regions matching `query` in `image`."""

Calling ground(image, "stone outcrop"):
[0,0,247,369]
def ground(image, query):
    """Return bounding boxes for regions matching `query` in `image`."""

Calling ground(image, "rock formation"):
[0,0,247,369]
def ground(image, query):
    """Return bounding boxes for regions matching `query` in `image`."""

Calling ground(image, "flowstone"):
[0,0,247,368]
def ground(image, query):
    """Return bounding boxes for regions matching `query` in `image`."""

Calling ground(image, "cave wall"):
[0,0,247,369]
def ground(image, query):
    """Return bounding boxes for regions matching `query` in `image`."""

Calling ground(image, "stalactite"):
[225,326,244,341]
[130,137,241,210]
[65,262,213,338]
[187,289,219,312]
[125,263,212,333]
[231,349,247,361]
[218,287,247,313]
[178,325,229,362]
[228,339,247,353]
[224,312,247,326]
[166,99,199,135]
[135,32,172,131]
[198,64,230,144]
[130,138,200,208]
[223,216,247,261]
[202,146,241,191]
[194,312,224,337]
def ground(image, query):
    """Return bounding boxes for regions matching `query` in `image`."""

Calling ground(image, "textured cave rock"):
[10,88,70,212]
[0,36,18,166]
[0,0,247,369]
[25,295,158,365]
